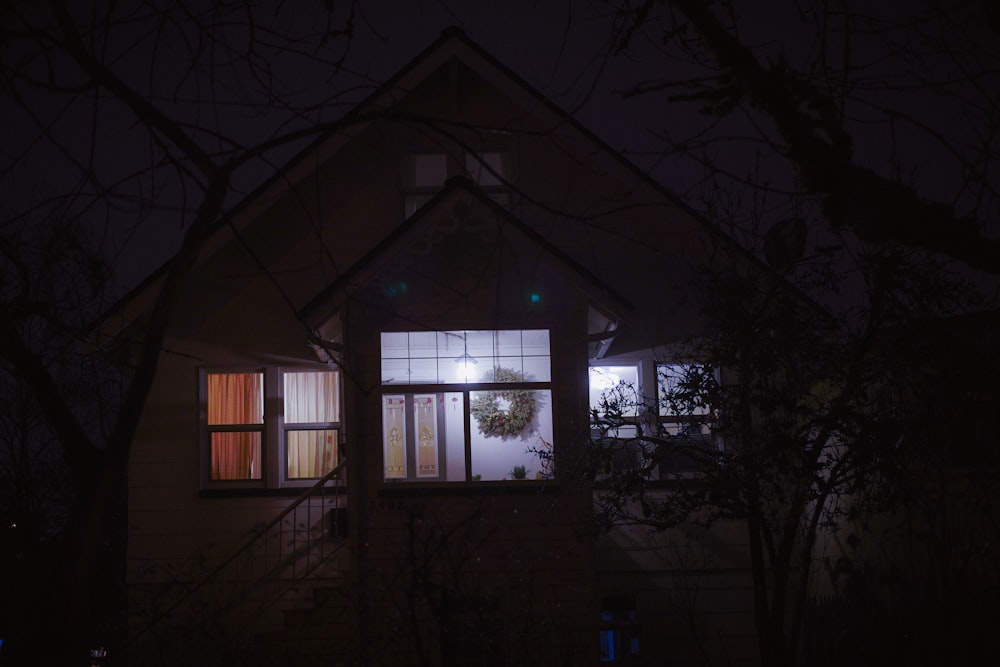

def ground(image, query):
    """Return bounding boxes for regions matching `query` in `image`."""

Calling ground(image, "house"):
[94,27,774,666]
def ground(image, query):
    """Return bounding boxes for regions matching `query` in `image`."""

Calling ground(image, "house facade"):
[101,28,767,666]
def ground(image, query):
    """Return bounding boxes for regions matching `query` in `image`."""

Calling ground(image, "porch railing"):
[130,459,348,651]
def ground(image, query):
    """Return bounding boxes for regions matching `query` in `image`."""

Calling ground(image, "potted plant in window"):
[509,465,528,480]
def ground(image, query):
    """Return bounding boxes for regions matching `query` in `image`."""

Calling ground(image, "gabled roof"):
[90,26,794,348]
[298,175,634,331]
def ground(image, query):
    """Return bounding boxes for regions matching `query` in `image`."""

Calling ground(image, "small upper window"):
[413,153,447,188]
[465,152,505,187]
[403,150,511,218]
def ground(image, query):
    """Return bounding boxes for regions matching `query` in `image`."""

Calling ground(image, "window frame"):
[199,366,343,491]
[655,362,720,476]
[589,363,644,440]
[401,147,512,218]
[379,329,553,484]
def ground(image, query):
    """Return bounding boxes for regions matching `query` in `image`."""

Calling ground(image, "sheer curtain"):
[285,371,339,479]
[208,372,263,480]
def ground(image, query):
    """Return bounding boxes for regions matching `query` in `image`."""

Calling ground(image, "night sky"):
[2,1,996,298]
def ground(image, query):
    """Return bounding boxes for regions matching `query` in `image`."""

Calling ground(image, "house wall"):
[337,217,599,664]
[124,47,766,665]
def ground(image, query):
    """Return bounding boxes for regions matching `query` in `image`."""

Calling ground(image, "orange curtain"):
[208,372,263,425]
[211,432,262,480]
[208,373,263,480]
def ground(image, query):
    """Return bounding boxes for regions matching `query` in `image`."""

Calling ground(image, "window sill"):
[199,485,347,499]
[378,480,560,497]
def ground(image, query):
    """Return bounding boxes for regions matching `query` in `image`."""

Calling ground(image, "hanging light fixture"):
[454,333,478,382]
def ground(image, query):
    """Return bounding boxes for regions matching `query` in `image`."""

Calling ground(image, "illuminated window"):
[380,330,553,482]
[599,596,640,663]
[204,369,341,485]
[207,372,263,481]
[589,365,641,439]
[283,371,340,480]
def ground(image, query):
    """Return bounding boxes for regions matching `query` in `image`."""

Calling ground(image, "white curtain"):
[284,371,339,423]
[286,429,337,479]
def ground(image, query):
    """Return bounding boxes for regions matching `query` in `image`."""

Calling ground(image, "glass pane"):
[286,429,338,479]
[413,153,447,187]
[590,366,640,417]
[465,152,504,186]
[464,330,494,362]
[381,358,410,384]
[493,358,525,380]
[381,332,409,357]
[443,392,466,480]
[380,329,551,386]
[210,431,261,480]
[383,395,407,479]
[408,357,439,384]
[413,395,439,477]
[494,329,523,356]
[658,364,710,417]
[470,389,552,480]
[521,356,551,383]
[407,331,437,356]
[284,371,339,423]
[207,372,263,425]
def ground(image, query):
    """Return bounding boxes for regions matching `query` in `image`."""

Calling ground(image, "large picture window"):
[380,330,553,482]
[204,368,341,485]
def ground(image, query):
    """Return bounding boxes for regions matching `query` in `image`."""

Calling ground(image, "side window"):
[657,364,716,473]
[589,365,641,439]
[203,368,341,487]
[380,329,553,482]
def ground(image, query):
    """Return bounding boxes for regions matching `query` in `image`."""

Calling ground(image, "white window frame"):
[200,366,342,490]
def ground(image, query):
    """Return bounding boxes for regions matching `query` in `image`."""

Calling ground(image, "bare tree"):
[585,235,986,666]
[0,1,370,659]
[606,0,1000,274]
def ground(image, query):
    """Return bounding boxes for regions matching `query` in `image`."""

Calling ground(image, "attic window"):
[465,152,504,186]
[403,150,511,218]
[466,151,510,209]
[413,153,447,187]
[404,152,448,218]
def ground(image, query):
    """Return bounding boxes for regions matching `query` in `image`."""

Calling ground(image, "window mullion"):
[265,367,282,486]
